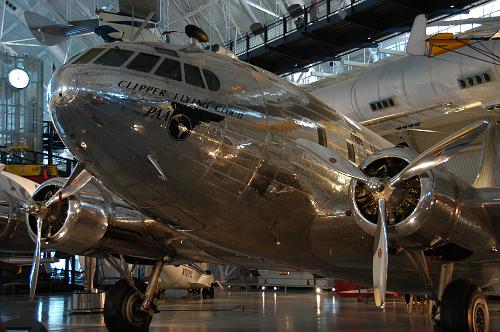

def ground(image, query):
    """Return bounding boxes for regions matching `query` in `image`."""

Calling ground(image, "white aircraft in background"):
[148,263,216,299]
[308,14,500,136]
[94,257,216,298]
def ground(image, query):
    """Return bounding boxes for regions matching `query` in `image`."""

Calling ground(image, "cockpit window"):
[154,47,179,58]
[184,64,205,88]
[73,48,105,64]
[94,48,134,67]
[127,53,160,72]
[155,58,182,81]
[202,69,220,91]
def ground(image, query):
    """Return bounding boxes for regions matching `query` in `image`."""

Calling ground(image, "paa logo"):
[168,114,192,141]
[142,101,225,142]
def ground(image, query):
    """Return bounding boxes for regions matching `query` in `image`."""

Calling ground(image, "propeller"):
[44,168,93,207]
[372,198,388,307]
[0,164,93,300]
[297,120,489,307]
[388,120,488,186]
[0,170,38,205]
[30,215,43,300]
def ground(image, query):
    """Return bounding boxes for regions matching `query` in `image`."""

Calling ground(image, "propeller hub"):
[366,177,384,193]
[374,181,396,201]
[27,185,69,240]
[353,156,421,227]
[24,203,42,215]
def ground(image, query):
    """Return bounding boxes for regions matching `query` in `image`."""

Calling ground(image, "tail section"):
[406,14,427,56]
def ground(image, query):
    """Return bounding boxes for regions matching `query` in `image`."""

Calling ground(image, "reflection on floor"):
[1,290,499,331]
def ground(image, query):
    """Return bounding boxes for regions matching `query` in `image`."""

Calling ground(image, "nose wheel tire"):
[104,279,153,332]
[440,279,489,332]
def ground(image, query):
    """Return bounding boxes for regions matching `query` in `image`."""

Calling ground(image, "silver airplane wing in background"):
[24,11,98,46]
[24,0,161,46]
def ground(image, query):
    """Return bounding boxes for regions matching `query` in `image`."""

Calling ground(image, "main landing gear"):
[440,279,489,332]
[436,263,490,332]
[104,257,168,332]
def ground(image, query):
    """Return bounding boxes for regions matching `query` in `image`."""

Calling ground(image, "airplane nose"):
[48,65,79,108]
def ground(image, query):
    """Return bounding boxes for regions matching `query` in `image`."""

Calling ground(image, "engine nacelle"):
[350,146,490,251]
[26,178,174,259]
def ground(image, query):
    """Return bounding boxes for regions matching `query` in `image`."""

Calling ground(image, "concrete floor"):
[1,290,499,331]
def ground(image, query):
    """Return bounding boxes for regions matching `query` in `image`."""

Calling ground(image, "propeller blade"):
[389,120,488,186]
[0,165,37,205]
[29,216,43,301]
[373,198,388,307]
[297,139,369,183]
[44,168,93,207]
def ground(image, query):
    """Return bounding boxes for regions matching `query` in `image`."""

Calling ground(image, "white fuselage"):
[310,40,500,122]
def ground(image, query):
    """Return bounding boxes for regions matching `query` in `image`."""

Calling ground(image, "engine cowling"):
[26,177,174,259]
[350,146,464,249]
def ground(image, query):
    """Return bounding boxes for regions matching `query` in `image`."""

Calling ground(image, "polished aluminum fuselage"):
[49,41,500,293]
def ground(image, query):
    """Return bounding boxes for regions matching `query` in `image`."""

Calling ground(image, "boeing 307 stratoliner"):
[2,4,499,332]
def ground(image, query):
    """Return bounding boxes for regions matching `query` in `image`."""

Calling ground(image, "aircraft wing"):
[359,103,452,135]
[24,11,98,46]
[429,17,500,40]
[428,17,500,27]
[118,0,160,22]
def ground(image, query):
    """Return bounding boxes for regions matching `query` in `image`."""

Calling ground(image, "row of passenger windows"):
[74,48,220,91]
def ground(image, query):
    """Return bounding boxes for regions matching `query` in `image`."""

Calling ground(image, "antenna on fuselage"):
[185,24,209,46]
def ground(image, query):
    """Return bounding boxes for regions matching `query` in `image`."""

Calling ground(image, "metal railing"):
[225,0,366,57]
[0,149,76,177]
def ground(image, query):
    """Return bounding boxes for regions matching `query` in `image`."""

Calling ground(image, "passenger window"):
[184,64,205,88]
[317,127,327,147]
[127,53,160,72]
[73,48,105,64]
[94,49,134,67]
[155,58,182,81]
[154,47,179,58]
[203,69,220,91]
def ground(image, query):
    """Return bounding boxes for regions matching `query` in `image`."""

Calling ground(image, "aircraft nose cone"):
[48,65,79,108]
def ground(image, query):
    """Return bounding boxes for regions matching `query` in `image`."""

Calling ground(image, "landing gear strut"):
[440,279,489,332]
[104,257,168,332]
